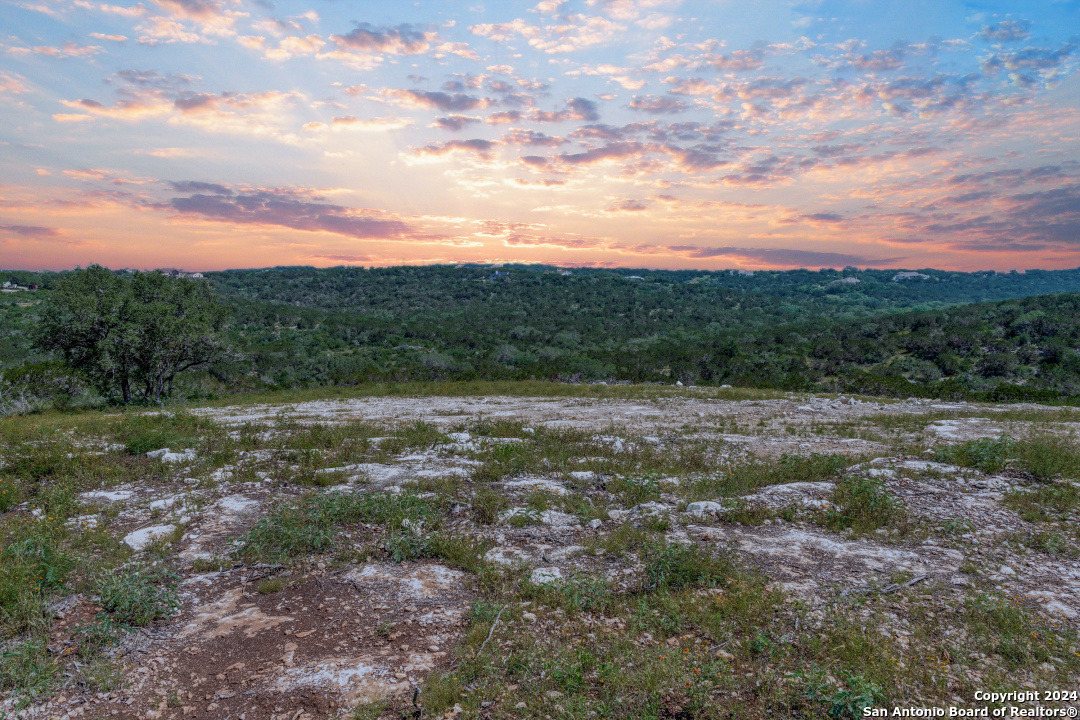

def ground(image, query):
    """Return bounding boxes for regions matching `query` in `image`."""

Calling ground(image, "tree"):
[34,266,231,402]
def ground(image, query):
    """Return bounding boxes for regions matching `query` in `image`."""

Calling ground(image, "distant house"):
[487,271,510,281]
[156,268,204,279]
[892,271,930,281]
[736,270,755,276]
[2,281,15,288]
[625,275,644,280]
[831,277,861,285]
[557,269,572,276]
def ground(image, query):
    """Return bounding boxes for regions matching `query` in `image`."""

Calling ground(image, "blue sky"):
[1,0,1078,270]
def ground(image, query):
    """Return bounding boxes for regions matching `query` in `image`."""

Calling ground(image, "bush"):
[935,436,1014,473]
[643,543,729,591]
[97,567,180,626]
[823,476,904,533]
[0,361,87,415]
[0,538,71,637]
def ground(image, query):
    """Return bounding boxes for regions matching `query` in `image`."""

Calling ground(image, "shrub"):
[97,567,180,626]
[823,475,904,533]
[643,543,729,591]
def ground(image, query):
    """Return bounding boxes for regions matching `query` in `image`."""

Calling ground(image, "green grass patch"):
[691,452,857,498]
[97,566,180,626]
[936,434,1080,479]
[240,490,438,562]
[820,475,907,535]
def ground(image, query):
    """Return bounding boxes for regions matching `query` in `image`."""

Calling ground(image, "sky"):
[0,0,1078,272]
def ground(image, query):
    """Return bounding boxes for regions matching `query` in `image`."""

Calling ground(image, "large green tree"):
[34,266,231,402]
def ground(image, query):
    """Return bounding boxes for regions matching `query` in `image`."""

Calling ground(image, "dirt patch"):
[39,563,471,720]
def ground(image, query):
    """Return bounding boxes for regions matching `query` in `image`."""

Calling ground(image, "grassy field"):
[1,388,1078,718]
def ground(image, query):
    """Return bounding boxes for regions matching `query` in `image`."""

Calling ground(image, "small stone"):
[686,501,723,518]
[530,567,563,584]
[586,519,603,529]
[515,702,527,709]
[545,691,564,700]
[522,612,537,622]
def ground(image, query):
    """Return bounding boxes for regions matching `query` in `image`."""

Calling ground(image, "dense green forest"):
[3,264,1080,404]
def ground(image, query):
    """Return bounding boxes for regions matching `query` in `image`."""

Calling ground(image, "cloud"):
[670,245,883,268]
[432,114,481,131]
[628,95,687,114]
[529,97,600,122]
[331,23,434,55]
[411,138,498,159]
[153,0,222,21]
[111,69,193,92]
[607,199,648,212]
[502,128,566,146]
[62,96,172,120]
[0,72,27,94]
[169,180,231,194]
[485,110,522,124]
[0,224,63,239]
[384,88,490,111]
[979,20,1031,43]
[557,141,644,165]
[801,212,844,224]
[982,42,1075,74]
[471,14,623,55]
[707,48,765,72]
[8,41,103,58]
[52,113,93,122]
[164,185,414,240]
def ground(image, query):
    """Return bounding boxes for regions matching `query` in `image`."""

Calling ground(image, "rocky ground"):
[3,390,1079,719]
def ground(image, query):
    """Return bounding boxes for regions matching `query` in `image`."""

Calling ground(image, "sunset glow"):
[1,0,1078,271]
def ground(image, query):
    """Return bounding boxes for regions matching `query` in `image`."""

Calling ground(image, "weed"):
[529,576,614,615]
[386,532,490,572]
[937,434,1080,480]
[241,490,436,562]
[606,472,661,505]
[0,638,56,703]
[938,517,973,535]
[72,615,125,656]
[963,593,1057,667]
[692,452,856,498]
[1003,482,1079,522]
[472,486,509,524]
[643,543,729,591]
[351,699,389,720]
[76,656,126,692]
[97,566,180,626]
[256,576,289,594]
[821,475,905,534]
[468,598,502,625]
[191,556,230,573]
[117,411,220,455]
[1012,435,1080,480]
[723,498,774,525]
[800,670,885,719]
[935,436,1014,473]
[1011,531,1079,558]
[0,475,22,511]
[420,671,464,716]
[0,536,71,636]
